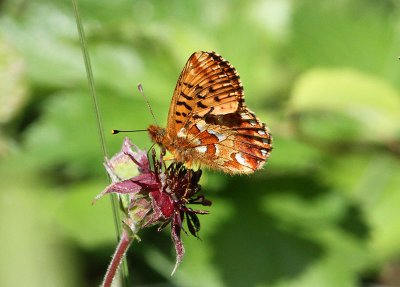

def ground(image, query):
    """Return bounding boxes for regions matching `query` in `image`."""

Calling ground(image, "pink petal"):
[122,137,150,172]
[150,190,174,218]
[171,223,184,275]
[93,180,143,203]
[131,173,160,190]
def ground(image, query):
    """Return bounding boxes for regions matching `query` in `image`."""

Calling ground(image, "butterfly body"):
[148,124,201,166]
[148,51,272,174]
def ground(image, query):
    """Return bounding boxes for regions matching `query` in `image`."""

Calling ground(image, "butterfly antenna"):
[138,83,158,126]
[111,129,147,134]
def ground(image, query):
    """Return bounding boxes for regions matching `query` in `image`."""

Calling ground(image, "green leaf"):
[320,151,400,263]
[289,68,400,143]
[290,0,400,86]
[0,34,28,123]
[0,6,86,88]
[363,158,400,260]
[55,180,116,248]
[268,136,323,172]
[0,157,80,287]
[22,90,153,177]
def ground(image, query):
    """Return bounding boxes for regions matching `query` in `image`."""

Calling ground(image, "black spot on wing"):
[180,92,194,101]
[204,112,242,127]
[183,82,194,89]
[197,101,208,109]
[177,100,193,111]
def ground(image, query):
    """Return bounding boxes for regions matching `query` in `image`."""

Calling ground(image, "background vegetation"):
[1,0,400,286]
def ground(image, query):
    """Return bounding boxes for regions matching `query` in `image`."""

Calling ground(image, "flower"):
[94,137,211,273]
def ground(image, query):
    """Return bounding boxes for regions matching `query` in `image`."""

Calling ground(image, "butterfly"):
[148,51,272,174]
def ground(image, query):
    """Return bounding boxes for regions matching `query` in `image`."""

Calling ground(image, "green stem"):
[70,0,129,285]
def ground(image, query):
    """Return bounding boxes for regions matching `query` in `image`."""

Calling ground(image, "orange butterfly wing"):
[166,51,243,134]
[163,51,272,174]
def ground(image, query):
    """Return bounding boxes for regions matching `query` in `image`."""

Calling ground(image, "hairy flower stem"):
[102,229,133,287]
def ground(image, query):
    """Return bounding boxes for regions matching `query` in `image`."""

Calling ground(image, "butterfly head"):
[148,124,167,147]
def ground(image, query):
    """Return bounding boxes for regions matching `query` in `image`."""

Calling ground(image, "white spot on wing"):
[258,130,266,135]
[240,113,252,120]
[192,138,201,145]
[195,146,207,154]
[249,120,257,126]
[215,145,220,156]
[195,121,207,132]
[235,153,248,166]
[261,149,268,156]
[208,129,226,141]
[177,128,187,138]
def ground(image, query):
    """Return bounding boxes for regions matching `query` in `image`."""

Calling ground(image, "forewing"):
[166,51,244,138]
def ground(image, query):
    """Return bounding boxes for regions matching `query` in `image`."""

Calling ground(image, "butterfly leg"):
[163,154,175,162]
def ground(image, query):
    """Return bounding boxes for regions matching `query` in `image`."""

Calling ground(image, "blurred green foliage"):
[1,0,400,286]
